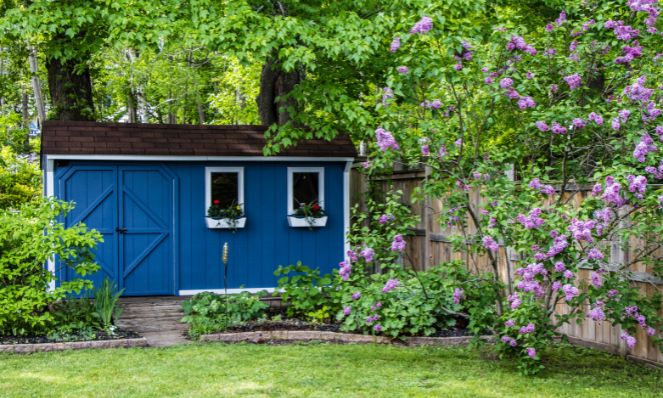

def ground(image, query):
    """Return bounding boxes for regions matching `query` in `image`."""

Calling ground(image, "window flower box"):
[206,217,247,229]
[288,215,328,228]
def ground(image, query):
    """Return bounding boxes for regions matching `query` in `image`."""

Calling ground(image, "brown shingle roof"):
[41,121,356,158]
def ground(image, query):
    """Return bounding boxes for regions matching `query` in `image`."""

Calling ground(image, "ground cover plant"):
[181,291,269,338]
[0,343,661,398]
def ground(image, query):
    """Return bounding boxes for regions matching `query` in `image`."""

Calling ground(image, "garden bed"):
[200,327,490,346]
[0,330,146,353]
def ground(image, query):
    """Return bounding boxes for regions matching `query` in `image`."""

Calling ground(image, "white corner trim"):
[44,154,354,162]
[343,161,352,260]
[287,166,325,215]
[179,288,277,296]
[45,158,56,292]
[204,166,244,217]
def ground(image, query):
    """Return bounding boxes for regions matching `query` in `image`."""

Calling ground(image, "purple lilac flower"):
[606,20,640,41]
[588,306,606,321]
[552,281,562,291]
[499,78,513,89]
[602,176,626,207]
[590,272,603,288]
[568,218,595,242]
[390,36,401,53]
[454,138,463,147]
[438,144,448,158]
[562,284,579,301]
[453,287,464,304]
[376,127,399,151]
[546,235,568,257]
[564,74,582,90]
[550,84,559,94]
[506,35,528,52]
[620,331,637,349]
[517,96,536,109]
[526,347,537,358]
[505,319,516,327]
[516,208,545,229]
[505,88,520,100]
[382,279,400,293]
[365,314,380,324]
[645,163,663,179]
[347,250,358,262]
[378,214,391,224]
[633,133,657,162]
[624,76,653,102]
[343,306,352,316]
[607,289,619,298]
[391,234,406,251]
[501,335,518,347]
[397,66,409,74]
[627,175,647,199]
[420,144,430,156]
[588,112,604,125]
[535,121,549,132]
[551,122,567,135]
[410,16,433,34]
[555,11,567,26]
[360,247,374,262]
[482,236,499,252]
[554,262,566,272]
[352,292,361,300]
[508,293,522,309]
[484,77,494,84]
[519,323,536,334]
[656,126,663,141]
[563,270,574,279]
[611,118,621,131]
[339,260,352,281]
[572,118,587,129]
[545,23,554,32]
[373,324,382,332]
[616,41,643,64]
[382,87,394,105]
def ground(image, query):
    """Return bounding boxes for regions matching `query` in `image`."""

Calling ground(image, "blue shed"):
[41,121,356,296]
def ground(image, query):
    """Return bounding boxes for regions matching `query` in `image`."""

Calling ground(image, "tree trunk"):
[45,57,95,121]
[257,55,302,126]
[28,48,46,124]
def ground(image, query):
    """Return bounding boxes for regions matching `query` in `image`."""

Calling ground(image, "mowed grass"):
[0,343,661,398]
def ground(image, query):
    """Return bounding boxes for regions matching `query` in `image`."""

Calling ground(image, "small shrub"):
[274,262,340,322]
[48,297,99,341]
[181,291,269,338]
[0,199,101,336]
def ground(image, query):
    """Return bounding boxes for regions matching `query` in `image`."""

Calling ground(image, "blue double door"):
[58,164,176,296]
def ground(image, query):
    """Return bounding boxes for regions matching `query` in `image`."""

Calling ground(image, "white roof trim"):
[44,154,354,162]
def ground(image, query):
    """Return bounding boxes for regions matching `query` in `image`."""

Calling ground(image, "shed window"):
[287,167,324,214]
[211,173,238,207]
[205,167,244,214]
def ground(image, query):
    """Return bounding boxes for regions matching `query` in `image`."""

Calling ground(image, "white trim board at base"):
[178,288,278,296]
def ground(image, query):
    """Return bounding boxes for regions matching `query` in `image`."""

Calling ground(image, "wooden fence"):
[350,163,663,366]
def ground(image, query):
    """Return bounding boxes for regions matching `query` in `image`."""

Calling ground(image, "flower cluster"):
[376,127,399,151]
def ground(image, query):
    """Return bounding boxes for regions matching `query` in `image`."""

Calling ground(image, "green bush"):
[0,199,101,336]
[337,262,497,338]
[181,291,269,338]
[0,146,41,209]
[48,297,98,342]
[274,262,340,323]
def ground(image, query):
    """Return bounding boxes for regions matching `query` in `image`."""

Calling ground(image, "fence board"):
[354,165,663,365]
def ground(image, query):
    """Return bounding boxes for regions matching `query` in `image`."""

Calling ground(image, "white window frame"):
[205,167,244,216]
[287,167,325,215]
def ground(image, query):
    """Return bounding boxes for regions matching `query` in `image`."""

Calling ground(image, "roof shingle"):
[42,121,356,158]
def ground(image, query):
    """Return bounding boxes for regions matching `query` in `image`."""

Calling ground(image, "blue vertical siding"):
[55,160,347,294]
[172,161,345,291]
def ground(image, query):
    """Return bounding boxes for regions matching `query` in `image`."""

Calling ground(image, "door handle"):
[116,227,128,234]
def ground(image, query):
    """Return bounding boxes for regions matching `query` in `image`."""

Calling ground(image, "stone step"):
[120,308,184,317]
[117,321,188,333]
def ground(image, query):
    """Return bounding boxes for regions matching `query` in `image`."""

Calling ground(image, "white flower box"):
[206,217,247,229]
[288,216,328,228]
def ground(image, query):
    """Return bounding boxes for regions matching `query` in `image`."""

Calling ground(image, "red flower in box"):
[213,199,220,205]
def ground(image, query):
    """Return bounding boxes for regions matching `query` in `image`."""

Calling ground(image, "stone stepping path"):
[117,297,190,347]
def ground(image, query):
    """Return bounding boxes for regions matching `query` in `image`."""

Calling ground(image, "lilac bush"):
[360,1,662,374]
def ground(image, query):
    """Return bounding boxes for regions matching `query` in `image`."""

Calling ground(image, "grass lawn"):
[0,343,661,398]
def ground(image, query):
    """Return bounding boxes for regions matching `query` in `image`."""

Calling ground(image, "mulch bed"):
[0,330,140,346]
